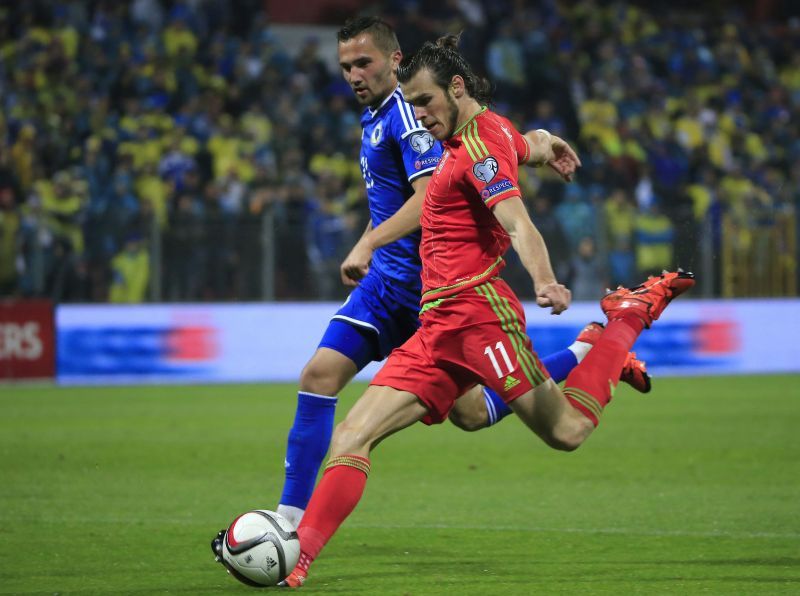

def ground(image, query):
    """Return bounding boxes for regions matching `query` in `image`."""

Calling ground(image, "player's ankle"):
[295,550,313,574]
[567,340,592,362]
[611,312,646,332]
[280,568,307,588]
[276,504,305,528]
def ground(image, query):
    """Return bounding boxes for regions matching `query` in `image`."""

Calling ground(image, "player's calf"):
[449,386,500,431]
[576,322,652,393]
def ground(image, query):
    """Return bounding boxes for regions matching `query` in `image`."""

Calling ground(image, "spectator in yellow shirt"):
[163,17,197,59]
[109,234,150,303]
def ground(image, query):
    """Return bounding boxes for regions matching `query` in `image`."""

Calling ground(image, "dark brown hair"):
[397,33,492,104]
[337,16,400,55]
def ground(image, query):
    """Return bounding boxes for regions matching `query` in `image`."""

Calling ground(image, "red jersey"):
[419,107,530,305]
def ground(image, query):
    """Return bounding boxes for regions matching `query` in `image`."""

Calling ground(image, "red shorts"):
[371,278,551,424]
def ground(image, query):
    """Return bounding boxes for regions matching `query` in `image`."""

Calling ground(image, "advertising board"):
[1,300,55,380]
[55,299,800,385]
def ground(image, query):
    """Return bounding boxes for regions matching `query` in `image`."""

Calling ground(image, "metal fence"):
[721,210,797,298]
[15,203,798,303]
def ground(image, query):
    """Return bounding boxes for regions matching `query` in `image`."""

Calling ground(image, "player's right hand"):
[535,282,571,315]
[546,135,581,183]
[340,239,373,286]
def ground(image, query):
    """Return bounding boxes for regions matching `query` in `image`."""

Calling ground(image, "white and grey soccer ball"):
[220,510,300,586]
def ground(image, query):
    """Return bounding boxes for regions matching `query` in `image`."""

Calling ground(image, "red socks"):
[294,455,371,573]
[563,316,644,426]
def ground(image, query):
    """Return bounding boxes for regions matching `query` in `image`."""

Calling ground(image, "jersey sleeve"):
[389,99,443,183]
[464,118,524,209]
[515,128,531,165]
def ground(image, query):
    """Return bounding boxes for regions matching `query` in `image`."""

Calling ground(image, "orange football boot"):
[601,270,695,328]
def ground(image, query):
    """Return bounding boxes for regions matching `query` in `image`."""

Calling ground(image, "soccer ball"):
[218,510,300,586]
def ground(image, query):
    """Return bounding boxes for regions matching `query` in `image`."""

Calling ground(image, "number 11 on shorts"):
[484,341,514,378]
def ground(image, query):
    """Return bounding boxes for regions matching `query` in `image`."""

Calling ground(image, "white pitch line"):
[3,516,797,540]
[347,522,800,540]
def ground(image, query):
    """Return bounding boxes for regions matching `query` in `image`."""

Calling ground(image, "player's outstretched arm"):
[492,197,571,314]
[522,129,581,182]
[339,176,430,286]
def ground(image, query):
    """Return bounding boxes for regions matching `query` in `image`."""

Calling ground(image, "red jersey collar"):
[445,106,489,148]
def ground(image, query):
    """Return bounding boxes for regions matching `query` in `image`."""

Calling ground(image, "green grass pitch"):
[1,375,799,595]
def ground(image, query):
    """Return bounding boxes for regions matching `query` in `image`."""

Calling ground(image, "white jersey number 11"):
[484,341,514,378]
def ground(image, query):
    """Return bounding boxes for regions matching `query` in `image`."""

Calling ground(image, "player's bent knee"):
[448,407,487,432]
[547,435,581,452]
[544,421,591,452]
[299,359,349,397]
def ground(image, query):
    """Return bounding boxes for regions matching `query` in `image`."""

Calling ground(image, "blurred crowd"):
[0,0,797,303]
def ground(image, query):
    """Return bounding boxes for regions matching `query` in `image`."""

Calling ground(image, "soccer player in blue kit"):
[274,17,649,527]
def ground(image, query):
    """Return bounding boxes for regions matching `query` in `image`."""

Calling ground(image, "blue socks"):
[483,387,511,425]
[279,391,337,510]
[483,348,580,426]
[542,348,579,384]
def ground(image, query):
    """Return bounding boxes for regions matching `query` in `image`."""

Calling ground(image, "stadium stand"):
[0,0,796,302]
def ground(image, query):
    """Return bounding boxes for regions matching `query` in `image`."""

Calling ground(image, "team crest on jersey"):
[370,122,383,146]
[409,131,435,155]
[472,156,499,183]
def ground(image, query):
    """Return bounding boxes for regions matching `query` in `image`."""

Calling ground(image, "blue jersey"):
[359,86,442,291]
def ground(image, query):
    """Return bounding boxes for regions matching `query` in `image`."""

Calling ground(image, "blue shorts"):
[318,272,420,370]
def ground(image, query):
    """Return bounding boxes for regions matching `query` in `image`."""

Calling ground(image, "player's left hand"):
[535,282,571,315]
[340,239,373,286]
[546,135,581,183]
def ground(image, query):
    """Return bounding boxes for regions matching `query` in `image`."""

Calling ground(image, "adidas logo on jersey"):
[504,375,520,391]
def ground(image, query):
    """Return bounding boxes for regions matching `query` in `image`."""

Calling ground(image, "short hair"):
[337,16,400,55]
[397,33,492,105]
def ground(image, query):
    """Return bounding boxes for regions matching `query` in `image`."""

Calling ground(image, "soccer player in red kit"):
[280,35,695,587]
